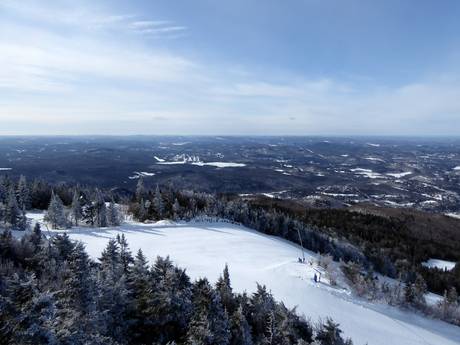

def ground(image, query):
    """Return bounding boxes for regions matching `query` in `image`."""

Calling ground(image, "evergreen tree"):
[216,264,236,314]
[54,242,96,343]
[45,191,67,229]
[52,233,75,261]
[0,175,8,204]
[70,189,83,226]
[94,190,107,227]
[16,175,31,210]
[126,249,153,344]
[315,318,351,345]
[230,305,253,345]
[99,239,122,278]
[136,177,146,201]
[187,278,229,345]
[154,185,164,219]
[107,199,121,226]
[172,198,181,220]
[117,234,133,274]
[138,198,148,222]
[96,241,129,342]
[5,186,20,228]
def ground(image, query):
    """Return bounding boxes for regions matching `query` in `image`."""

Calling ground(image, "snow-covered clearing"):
[350,168,385,179]
[453,166,460,171]
[446,213,460,220]
[157,160,246,168]
[18,214,460,345]
[128,171,156,179]
[365,157,385,162]
[422,259,457,271]
[192,162,246,168]
[387,172,412,178]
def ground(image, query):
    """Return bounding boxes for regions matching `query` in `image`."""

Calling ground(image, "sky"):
[1,0,460,136]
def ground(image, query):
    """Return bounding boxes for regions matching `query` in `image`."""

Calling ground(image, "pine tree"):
[107,199,121,226]
[70,189,83,226]
[30,222,42,251]
[136,177,146,201]
[230,305,253,345]
[16,175,31,210]
[117,234,133,274]
[94,190,107,227]
[0,175,8,204]
[187,278,230,345]
[5,186,21,228]
[138,198,148,222]
[154,185,164,219]
[216,264,236,314]
[96,240,129,342]
[99,239,122,279]
[126,249,152,344]
[45,191,67,229]
[172,198,181,220]
[54,242,96,343]
[315,318,350,345]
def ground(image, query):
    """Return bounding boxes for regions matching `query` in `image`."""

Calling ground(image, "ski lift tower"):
[296,227,306,263]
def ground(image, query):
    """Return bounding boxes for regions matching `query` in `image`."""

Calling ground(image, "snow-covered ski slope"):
[40,220,460,345]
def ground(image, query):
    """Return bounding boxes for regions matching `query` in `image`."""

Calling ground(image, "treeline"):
[0,226,353,345]
[0,175,122,230]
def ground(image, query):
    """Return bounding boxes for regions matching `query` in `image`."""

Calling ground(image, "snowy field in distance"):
[422,258,457,271]
[17,215,460,345]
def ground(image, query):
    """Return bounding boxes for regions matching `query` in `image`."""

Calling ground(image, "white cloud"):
[0,0,459,135]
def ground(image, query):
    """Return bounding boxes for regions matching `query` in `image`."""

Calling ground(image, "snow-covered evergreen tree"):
[154,185,164,219]
[70,189,83,226]
[172,198,181,220]
[45,191,68,229]
[94,189,107,227]
[16,175,31,210]
[5,186,20,228]
[230,305,253,345]
[107,199,121,226]
[136,177,146,201]
[117,233,133,273]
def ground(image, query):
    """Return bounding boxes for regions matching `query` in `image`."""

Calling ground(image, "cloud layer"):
[0,0,459,135]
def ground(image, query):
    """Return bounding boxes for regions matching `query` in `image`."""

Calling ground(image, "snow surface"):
[453,166,460,171]
[365,157,385,162]
[350,168,385,179]
[23,216,460,345]
[387,172,412,178]
[422,259,457,271]
[0,168,12,171]
[446,213,460,220]
[128,171,156,179]
[154,156,165,162]
[157,161,246,168]
[192,162,246,168]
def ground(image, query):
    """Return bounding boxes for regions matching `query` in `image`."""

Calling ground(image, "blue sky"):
[1,0,460,135]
